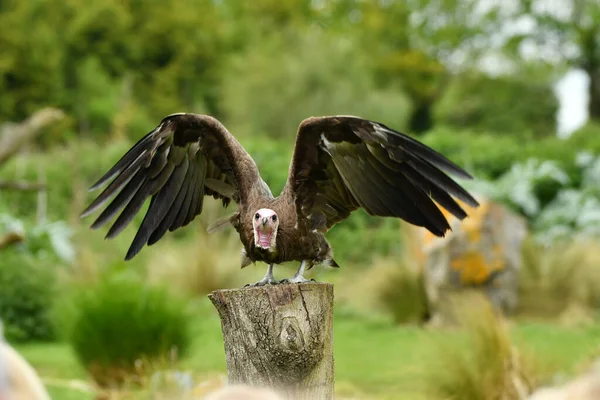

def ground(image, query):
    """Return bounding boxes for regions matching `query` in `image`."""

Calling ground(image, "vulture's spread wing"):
[284,116,479,235]
[81,113,264,260]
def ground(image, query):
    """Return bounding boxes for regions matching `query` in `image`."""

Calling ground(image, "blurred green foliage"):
[422,123,600,182]
[220,32,411,138]
[2,1,600,398]
[0,0,562,139]
[0,215,73,342]
[0,249,57,342]
[503,1,600,120]
[56,276,192,387]
[435,74,558,136]
[375,261,429,324]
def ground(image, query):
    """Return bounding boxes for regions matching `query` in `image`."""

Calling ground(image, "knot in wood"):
[279,317,304,352]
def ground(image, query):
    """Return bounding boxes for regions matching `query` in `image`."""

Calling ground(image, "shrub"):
[0,250,57,342]
[58,277,192,388]
[422,124,600,183]
[336,224,429,324]
[374,259,428,324]
[462,159,570,218]
[0,214,70,342]
[419,293,539,400]
[517,238,600,321]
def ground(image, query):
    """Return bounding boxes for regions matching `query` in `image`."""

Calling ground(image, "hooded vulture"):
[82,114,479,285]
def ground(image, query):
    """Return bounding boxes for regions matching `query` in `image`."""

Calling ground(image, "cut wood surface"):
[208,282,334,400]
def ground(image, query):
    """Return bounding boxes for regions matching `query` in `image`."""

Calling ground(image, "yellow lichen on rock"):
[451,251,505,285]
[411,195,527,324]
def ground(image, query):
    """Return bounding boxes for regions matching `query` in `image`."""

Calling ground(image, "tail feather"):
[310,258,339,270]
[207,213,237,234]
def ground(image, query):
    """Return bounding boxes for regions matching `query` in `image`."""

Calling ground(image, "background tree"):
[507,0,600,120]
[435,73,559,137]
[329,0,501,134]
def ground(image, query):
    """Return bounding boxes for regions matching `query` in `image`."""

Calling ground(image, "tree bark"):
[208,283,334,400]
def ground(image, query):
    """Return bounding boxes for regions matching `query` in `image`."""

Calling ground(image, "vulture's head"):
[252,208,279,251]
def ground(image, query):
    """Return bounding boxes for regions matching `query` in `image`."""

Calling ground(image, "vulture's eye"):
[272,215,277,222]
[255,213,260,220]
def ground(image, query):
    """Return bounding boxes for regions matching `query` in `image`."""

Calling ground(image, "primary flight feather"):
[82,114,479,285]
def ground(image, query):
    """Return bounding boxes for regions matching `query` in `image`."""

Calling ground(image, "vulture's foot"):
[280,260,315,284]
[280,275,316,284]
[244,263,277,287]
[245,276,278,287]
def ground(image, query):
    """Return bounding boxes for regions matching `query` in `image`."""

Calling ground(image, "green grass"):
[15,302,600,400]
[513,322,600,373]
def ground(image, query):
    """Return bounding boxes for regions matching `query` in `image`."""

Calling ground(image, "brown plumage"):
[82,113,479,284]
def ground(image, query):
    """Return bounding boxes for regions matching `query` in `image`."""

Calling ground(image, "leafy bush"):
[0,214,72,342]
[374,259,428,324]
[422,123,600,182]
[532,152,600,243]
[463,159,570,218]
[335,224,428,323]
[458,150,600,243]
[58,277,192,387]
[0,250,57,342]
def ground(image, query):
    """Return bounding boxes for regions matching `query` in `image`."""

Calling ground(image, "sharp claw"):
[280,275,314,284]
[244,278,278,287]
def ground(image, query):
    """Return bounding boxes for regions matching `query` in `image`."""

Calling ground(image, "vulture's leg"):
[245,263,277,287]
[281,260,315,284]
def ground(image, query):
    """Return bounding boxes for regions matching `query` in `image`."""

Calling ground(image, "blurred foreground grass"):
[16,299,600,400]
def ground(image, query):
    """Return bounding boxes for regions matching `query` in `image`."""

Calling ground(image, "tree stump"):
[208,282,334,399]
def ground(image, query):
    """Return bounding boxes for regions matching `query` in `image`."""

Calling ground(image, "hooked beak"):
[262,217,268,226]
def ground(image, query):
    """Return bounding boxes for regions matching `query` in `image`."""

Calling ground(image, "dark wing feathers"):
[284,116,479,235]
[89,169,147,230]
[147,156,196,246]
[88,134,155,191]
[385,126,473,180]
[81,114,262,260]
[126,155,190,259]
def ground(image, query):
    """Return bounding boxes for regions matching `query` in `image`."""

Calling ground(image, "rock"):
[411,196,527,325]
[529,360,600,400]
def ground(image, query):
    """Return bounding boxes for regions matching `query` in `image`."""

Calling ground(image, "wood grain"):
[209,282,334,399]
